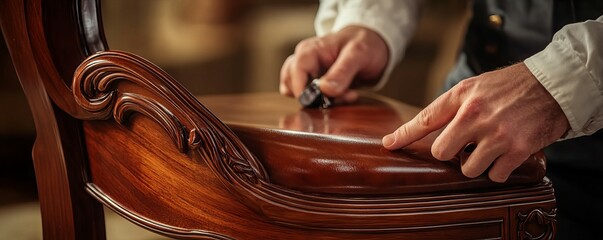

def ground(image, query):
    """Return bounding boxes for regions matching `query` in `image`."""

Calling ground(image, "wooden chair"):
[0,0,557,239]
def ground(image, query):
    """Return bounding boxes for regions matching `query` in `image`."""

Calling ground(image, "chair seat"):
[199,92,546,196]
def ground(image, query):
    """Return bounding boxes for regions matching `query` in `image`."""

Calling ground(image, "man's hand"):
[280,26,389,103]
[382,63,570,182]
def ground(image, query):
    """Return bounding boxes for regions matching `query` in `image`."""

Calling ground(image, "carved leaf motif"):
[72,50,559,234]
[72,50,269,185]
[517,208,557,240]
[114,93,187,152]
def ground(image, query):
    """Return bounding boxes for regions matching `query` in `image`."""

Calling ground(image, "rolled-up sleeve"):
[524,16,603,139]
[315,0,422,90]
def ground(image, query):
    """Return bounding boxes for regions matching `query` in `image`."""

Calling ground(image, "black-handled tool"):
[299,79,333,109]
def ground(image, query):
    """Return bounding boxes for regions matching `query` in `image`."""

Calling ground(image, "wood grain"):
[75,51,555,238]
[0,0,557,238]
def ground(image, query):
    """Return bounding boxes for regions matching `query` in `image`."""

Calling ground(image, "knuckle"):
[347,39,370,54]
[491,128,512,145]
[295,39,319,58]
[416,108,434,129]
[510,143,532,158]
[394,127,408,140]
[460,98,484,120]
[454,79,472,97]
[295,38,315,51]
[452,78,478,101]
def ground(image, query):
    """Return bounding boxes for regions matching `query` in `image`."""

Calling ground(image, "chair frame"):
[0,0,557,239]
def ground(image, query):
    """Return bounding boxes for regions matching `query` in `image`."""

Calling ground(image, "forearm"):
[315,0,422,90]
[524,16,603,139]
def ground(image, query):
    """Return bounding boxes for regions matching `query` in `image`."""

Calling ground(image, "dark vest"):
[444,2,603,238]
[444,0,603,92]
[463,0,603,74]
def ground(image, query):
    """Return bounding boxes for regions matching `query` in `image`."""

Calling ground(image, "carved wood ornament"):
[517,208,557,240]
[0,0,557,237]
[72,51,557,236]
[73,50,268,197]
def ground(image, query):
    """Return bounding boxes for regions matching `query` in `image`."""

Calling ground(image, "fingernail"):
[318,78,341,93]
[382,134,395,148]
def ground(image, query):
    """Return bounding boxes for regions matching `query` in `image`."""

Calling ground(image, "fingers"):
[318,42,365,97]
[458,142,530,182]
[280,27,388,100]
[431,97,483,160]
[280,38,332,98]
[487,150,531,183]
[382,92,460,150]
[279,55,294,97]
[338,90,359,103]
[331,89,359,105]
[431,122,473,161]
[290,60,318,98]
[459,139,505,178]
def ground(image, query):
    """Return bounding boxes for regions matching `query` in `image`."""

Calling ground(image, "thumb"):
[318,48,362,97]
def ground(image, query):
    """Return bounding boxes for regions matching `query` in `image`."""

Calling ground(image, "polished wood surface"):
[0,0,106,239]
[73,50,555,238]
[0,0,557,239]
[200,93,546,195]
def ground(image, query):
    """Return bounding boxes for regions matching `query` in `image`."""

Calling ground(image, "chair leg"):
[31,107,106,240]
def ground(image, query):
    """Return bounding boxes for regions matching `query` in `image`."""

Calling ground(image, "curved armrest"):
[200,93,546,195]
[73,50,553,234]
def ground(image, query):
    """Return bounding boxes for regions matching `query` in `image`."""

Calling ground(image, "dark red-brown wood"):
[0,0,557,239]
[0,0,106,239]
[200,93,546,195]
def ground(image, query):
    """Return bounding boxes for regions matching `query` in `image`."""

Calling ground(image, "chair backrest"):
[0,0,558,239]
[1,0,108,239]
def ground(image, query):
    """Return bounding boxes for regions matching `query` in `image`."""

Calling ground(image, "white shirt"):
[315,0,421,90]
[315,0,603,139]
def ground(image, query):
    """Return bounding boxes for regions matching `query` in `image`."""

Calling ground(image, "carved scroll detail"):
[517,208,557,240]
[72,50,268,185]
[114,93,188,152]
[73,50,558,233]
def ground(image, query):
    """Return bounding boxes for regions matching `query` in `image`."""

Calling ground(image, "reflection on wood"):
[201,93,547,195]
[0,0,556,238]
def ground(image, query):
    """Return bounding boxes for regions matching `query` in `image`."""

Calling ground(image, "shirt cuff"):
[524,41,602,139]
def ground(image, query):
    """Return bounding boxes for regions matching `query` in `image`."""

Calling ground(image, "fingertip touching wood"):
[72,50,556,239]
[1,0,557,237]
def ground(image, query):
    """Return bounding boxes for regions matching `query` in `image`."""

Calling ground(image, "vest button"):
[488,14,503,29]
[485,43,498,54]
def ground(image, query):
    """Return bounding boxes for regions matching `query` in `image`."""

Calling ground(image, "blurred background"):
[0,0,470,238]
